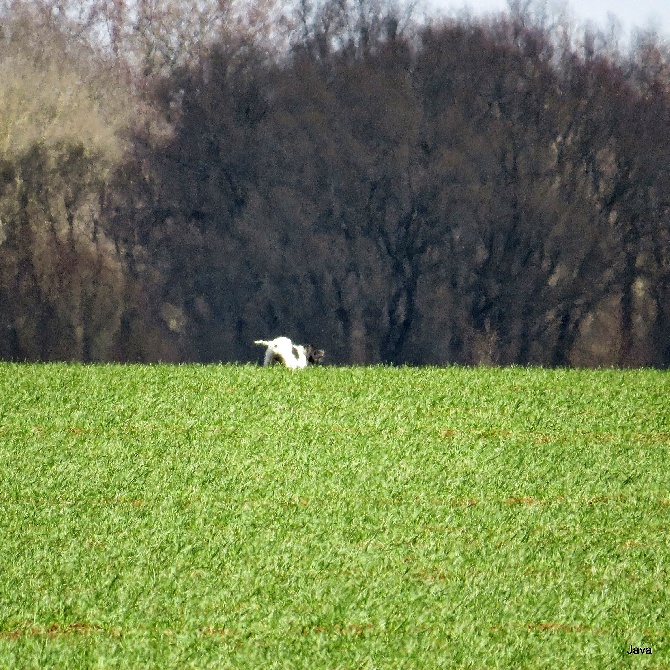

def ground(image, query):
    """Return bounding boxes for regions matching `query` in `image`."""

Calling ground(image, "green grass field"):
[0,363,668,669]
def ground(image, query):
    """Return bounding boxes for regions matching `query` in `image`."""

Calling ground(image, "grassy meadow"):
[0,363,668,668]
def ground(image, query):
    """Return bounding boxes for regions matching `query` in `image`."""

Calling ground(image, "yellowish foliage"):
[0,55,131,165]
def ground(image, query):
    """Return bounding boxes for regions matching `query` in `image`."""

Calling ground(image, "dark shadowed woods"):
[1,0,669,366]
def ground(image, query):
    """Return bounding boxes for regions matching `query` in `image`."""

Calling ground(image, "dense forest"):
[1,0,669,366]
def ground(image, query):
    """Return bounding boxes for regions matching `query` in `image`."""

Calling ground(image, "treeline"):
[1,0,669,365]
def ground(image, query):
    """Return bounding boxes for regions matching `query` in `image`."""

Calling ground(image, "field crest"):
[1,364,668,668]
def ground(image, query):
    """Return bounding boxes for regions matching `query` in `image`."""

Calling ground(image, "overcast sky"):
[427,0,670,41]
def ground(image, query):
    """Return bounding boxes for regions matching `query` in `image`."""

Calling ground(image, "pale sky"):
[428,0,669,41]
